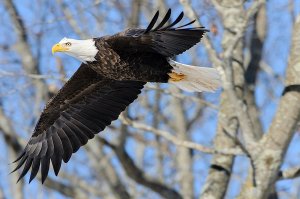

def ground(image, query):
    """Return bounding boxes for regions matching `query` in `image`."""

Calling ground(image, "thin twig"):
[278,167,300,180]
[0,69,67,82]
[120,115,244,156]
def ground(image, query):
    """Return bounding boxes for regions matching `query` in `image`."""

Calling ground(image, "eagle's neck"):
[65,39,98,63]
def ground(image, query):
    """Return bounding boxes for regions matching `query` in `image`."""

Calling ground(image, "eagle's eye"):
[65,42,72,46]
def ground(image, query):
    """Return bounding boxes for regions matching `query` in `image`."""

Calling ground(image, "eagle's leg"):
[168,72,186,82]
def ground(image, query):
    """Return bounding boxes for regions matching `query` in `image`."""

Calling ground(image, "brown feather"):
[12,64,145,183]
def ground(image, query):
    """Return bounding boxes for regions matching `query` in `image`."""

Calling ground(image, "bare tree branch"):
[85,140,131,199]
[56,0,88,38]
[169,87,194,198]
[97,137,183,199]
[0,106,24,199]
[238,14,300,199]
[120,115,243,155]
[179,0,223,70]
[3,0,50,111]
[278,167,300,180]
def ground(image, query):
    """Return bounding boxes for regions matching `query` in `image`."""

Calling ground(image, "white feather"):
[168,59,221,92]
[59,38,98,63]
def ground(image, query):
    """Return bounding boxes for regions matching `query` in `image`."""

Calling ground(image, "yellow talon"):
[168,72,186,82]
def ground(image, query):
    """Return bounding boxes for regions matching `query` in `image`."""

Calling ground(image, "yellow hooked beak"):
[52,43,69,54]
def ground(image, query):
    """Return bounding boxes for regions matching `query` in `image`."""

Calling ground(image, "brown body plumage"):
[12,9,220,183]
[90,39,172,82]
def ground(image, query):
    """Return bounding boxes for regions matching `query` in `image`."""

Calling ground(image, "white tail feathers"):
[168,59,221,92]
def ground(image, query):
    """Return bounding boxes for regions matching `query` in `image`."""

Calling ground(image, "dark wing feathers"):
[152,9,171,31]
[161,11,184,30]
[40,156,50,183]
[17,158,33,182]
[12,64,145,183]
[106,8,208,57]
[145,10,160,33]
[175,19,197,29]
[29,158,40,183]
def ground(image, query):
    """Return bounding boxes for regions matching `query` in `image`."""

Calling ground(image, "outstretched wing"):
[105,9,208,57]
[12,64,145,183]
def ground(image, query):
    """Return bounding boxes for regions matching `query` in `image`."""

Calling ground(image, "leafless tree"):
[0,0,299,199]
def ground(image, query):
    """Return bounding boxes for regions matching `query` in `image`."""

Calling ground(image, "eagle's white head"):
[52,38,98,63]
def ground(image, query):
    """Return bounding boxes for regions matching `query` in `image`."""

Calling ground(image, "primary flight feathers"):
[12,9,221,183]
[107,10,208,57]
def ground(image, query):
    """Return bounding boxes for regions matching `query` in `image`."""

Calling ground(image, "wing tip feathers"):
[145,8,206,33]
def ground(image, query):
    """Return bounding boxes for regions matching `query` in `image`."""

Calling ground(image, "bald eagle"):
[12,9,221,183]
